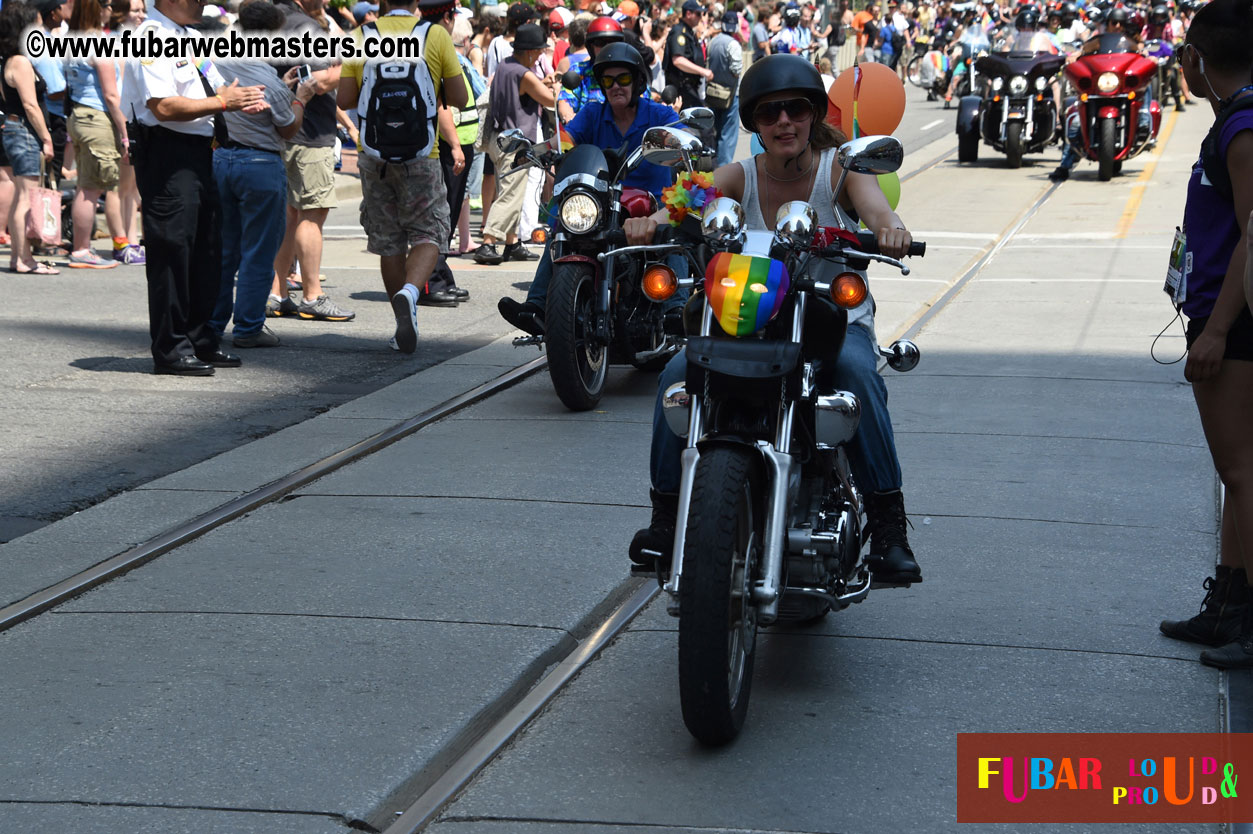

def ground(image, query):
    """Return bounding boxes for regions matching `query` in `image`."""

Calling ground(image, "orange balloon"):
[826,62,907,138]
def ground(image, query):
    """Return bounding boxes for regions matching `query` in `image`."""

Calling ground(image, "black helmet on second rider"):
[1015,7,1041,29]
[737,53,829,134]
[592,40,650,100]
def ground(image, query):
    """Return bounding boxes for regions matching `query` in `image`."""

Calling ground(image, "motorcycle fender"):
[956,94,981,137]
[1097,105,1121,120]
[553,254,598,266]
[1150,99,1162,137]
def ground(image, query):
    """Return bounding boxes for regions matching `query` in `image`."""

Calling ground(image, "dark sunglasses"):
[598,71,635,89]
[752,97,814,126]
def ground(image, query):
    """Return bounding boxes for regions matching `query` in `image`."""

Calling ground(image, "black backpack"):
[361,19,438,162]
[1199,92,1253,201]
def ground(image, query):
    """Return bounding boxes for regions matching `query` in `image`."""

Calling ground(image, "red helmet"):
[586,15,625,47]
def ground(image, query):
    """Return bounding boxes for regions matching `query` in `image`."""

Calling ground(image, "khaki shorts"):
[358,154,450,257]
[68,105,120,191]
[282,143,337,210]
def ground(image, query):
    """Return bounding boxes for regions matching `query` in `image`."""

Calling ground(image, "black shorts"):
[1186,306,1253,362]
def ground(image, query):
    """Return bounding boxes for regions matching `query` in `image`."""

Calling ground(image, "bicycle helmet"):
[585,15,625,47]
[592,40,650,99]
[737,53,829,133]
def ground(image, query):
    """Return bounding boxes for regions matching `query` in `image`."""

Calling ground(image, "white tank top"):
[738,147,876,340]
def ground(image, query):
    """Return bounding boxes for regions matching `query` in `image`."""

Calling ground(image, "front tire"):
[958,123,979,163]
[906,55,925,88]
[1097,118,1116,182]
[545,262,607,411]
[1005,121,1023,168]
[678,446,761,746]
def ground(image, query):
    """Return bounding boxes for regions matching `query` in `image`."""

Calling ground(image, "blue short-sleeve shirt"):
[565,97,677,197]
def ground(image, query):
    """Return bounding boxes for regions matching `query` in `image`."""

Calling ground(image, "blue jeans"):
[210,147,287,337]
[526,237,689,313]
[713,94,740,169]
[650,323,903,494]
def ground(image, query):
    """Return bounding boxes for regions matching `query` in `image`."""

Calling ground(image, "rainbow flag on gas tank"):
[704,252,791,337]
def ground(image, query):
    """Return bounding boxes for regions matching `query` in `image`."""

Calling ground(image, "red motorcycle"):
[1061,33,1162,181]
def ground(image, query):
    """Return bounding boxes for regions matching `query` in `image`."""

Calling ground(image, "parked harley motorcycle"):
[956,48,1064,166]
[1061,33,1161,181]
[617,130,925,745]
[498,107,713,411]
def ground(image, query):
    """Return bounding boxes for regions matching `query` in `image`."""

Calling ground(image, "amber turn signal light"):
[530,227,548,244]
[642,265,678,301]
[831,271,868,309]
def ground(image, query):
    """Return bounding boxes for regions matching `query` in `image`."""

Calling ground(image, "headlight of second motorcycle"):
[560,192,601,234]
[1096,71,1121,94]
[991,76,1004,92]
[1035,76,1048,91]
[1009,76,1029,96]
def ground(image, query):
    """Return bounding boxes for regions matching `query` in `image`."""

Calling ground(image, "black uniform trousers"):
[428,136,475,294]
[134,128,222,365]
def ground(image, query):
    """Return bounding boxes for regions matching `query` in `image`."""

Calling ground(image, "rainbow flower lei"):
[661,171,721,227]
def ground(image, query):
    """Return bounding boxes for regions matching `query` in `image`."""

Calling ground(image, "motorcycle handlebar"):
[856,230,927,257]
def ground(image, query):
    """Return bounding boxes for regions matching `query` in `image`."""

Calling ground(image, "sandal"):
[10,262,60,274]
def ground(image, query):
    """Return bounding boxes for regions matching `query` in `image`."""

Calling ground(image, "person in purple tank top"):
[1156,0,1253,669]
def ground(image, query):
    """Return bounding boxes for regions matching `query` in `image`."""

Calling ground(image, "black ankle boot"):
[1200,602,1253,669]
[865,489,922,586]
[629,489,678,567]
[1162,567,1250,647]
[497,297,545,336]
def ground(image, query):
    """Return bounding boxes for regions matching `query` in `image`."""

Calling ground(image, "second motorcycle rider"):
[624,54,924,587]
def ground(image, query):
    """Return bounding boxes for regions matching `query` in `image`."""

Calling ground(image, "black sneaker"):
[1161,567,1250,647]
[498,297,545,336]
[472,244,503,265]
[504,242,540,262]
[865,489,922,586]
[1048,166,1070,183]
[629,489,679,569]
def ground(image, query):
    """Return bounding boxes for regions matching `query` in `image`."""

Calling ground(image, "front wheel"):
[545,262,607,411]
[1005,121,1023,168]
[678,446,761,746]
[958,122,979,163]
[1097,118,1116,182]
[906,55,925,88]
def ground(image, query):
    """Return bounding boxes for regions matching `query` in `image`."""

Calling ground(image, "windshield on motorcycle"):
[1007,29,1059,54]
[1089,32,1138,54]
[555,143,610,184]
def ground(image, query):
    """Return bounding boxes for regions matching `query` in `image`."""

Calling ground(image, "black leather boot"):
[497,297,545,336]
[1201,603,1253,670]
[1162,567,1250,647]
[629,489,679,567]
[865,489,922,586]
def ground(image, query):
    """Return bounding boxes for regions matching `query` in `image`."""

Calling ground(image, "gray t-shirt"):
[282,6,337,147]
[217,58,295,152]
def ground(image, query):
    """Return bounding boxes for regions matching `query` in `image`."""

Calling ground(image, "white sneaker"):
[388,336,399,351]
[390,286,419,354]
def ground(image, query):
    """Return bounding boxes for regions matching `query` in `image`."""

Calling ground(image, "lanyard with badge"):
[1164,224,1190,306]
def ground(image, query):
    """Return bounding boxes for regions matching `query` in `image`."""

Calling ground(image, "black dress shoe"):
[472,243,503,265]
[197,350,242,368]
[448,286,470,301]
[418,290,459,307]
[153,356,215,376]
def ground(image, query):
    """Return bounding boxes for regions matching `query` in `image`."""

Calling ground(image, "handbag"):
[705,81,734,108]
[26,160,61,248]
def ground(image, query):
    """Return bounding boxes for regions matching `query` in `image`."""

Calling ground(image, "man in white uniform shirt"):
[123,0,268,376]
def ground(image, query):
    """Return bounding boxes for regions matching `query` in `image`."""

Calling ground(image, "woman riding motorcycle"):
[623,54,923,587]
[498,41,684,335]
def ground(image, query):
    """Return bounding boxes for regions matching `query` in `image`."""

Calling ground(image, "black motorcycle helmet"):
[783,5,801,26]
[1060,0,1077,22]
[1015,7,1041,28]
[1107,6,1128,27]
[1150,4,1170,23]
[592,40,650,101]
[737,53,829,134]
[1087,7,1107,25]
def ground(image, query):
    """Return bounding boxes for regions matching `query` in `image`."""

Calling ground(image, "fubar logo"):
[957,733,1253,823]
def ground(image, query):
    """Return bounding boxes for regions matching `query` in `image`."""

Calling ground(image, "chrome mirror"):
[701,197,745,242]
[678,106,715,134]
[774,201,817,249]
[837,135,904,175]
[880,339,921,373]
[496,128,530,155]
[641,126,705,169]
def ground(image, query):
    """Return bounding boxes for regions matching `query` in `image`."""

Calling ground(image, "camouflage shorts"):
[358,154,450,257]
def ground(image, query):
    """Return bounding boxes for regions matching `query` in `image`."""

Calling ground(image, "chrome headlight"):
[991,76,1004,91]
[560,192,601,234]
[701,197,745,242]
[1008,75,1029,95]
[1096,71,1120,94]
[1035,75,1048,91]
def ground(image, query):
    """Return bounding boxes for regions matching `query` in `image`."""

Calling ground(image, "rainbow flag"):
[703,252,790,337]
[554,124,574,153]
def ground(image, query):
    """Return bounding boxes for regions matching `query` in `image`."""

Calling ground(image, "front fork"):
[665,295,807,625]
